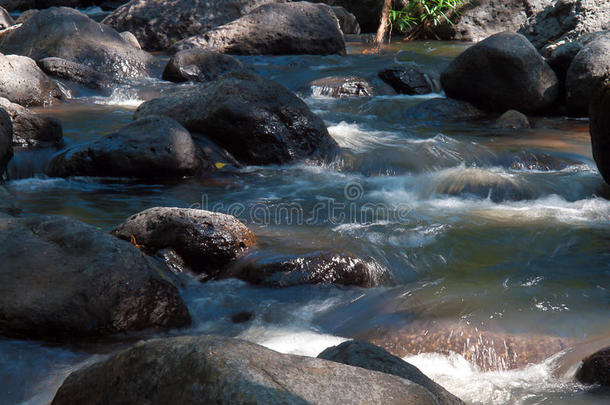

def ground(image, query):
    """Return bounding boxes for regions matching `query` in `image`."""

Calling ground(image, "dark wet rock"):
[51,335,440,405]
[505,151,576,171]
[362,320,570,371]
[0,6,13,29]
[135,71,339,165]
[0,185,16,214]
[14,8,37,23]
[0,97,62,147]
[173,2,345,56]
[404,98,485,121]
[432,0,551,42]
[0,53,63,107]
[231,311,254,323]
[311,0,384,33]
[37,57,113,90]
[223,252,391,287]
[0,7,154,81]
[432,167,534,202]
[519,0,610,50]
[119,31,140,49]
[103,0,286,51]
[565,36,610,116]
[47,116,212,178]
[576,346,610,386]
[111,207,256,280]
[379,67,440,95]
[441,32,559,113]
[494,110,530,130]
[0,215,191,340]
[331,6,359,35]
[589,79,610,185]
[319,340,464,405]
[307,76,375,98]
[162,48,245,83]
[0,107,12,177]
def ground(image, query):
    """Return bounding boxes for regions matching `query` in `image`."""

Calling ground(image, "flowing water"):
[1,36,609,405]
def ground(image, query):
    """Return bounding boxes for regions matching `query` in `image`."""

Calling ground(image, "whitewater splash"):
[88,87,145,107]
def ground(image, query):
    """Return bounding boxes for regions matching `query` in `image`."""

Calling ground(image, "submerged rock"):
[494,110,530,130]
[111,207,256,280]
[576,346,610,386]
[47,116,212,178]
[432,167,533,202]
[440,31,559,113]
[589,79,610,185]
[51,335,441,405]
[135,71,339,165]
[319,340,464,405]
[306,76,375,98]
[0,7,154,81]
[223,252,391,287]
[103,0,286,51]
[0,215,191,340]
[566,36,610,116]
[0,107,12,177]
[0,97,62,147]
[0,53,63,107]
[404,98,485,121]
[162,48,245,83]
[172,2,346,56]
[331,5,359,35]
[379,67,440,95]
[37,57,113,90]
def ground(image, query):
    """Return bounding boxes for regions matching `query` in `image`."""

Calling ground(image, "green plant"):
[389,0,466,37]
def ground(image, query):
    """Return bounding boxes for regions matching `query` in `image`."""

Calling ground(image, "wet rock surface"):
[319,340,465,405]
[306,75,375,98]
[37,57,113,89]
[0,215,191,340]
[111,207,257,279]
[135,71,339,165]
[494,110,530,129]
[172,2,346,56]
[0,7,154,80]
[47,116,212,178]
[0,97,62,147]
[589,79,610,185]
[0,107,12,177]
[441,31,559,113]
[223,252,391,287]
[379,67,440,95]
[51,335,441,405]
[576,346,610,387]
[162,48,245,83]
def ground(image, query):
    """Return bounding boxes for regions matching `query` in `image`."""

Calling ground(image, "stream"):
[1,30,609,405]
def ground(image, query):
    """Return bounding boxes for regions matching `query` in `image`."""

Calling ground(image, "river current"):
[1,24,609,405]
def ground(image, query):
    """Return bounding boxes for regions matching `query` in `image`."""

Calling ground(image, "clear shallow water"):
[1,40,609,405]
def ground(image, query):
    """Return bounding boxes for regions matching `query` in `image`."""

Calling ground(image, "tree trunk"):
[373,0,392,52]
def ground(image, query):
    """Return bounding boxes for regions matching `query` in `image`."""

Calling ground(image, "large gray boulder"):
[172,2,346,56]
[135,71,339,165]
[0,53,63,107]
[0,97,62,147]
[319,340,464,405]
[111,207,257,280]
[103,0,286,51]
[432,0,552,42]
[0,215,191,340]
[589,79,610,185]
[565,36,610,116]
[440,31,559,113]
[331,6,360,35]
[520,0,610,50]
[37,57,113,90]
[51,335,441,405]
[162,48,245,83]
[0,107,12,177]
[47,116,213,178]
[0,7,154,81]
[223,252,391,287]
